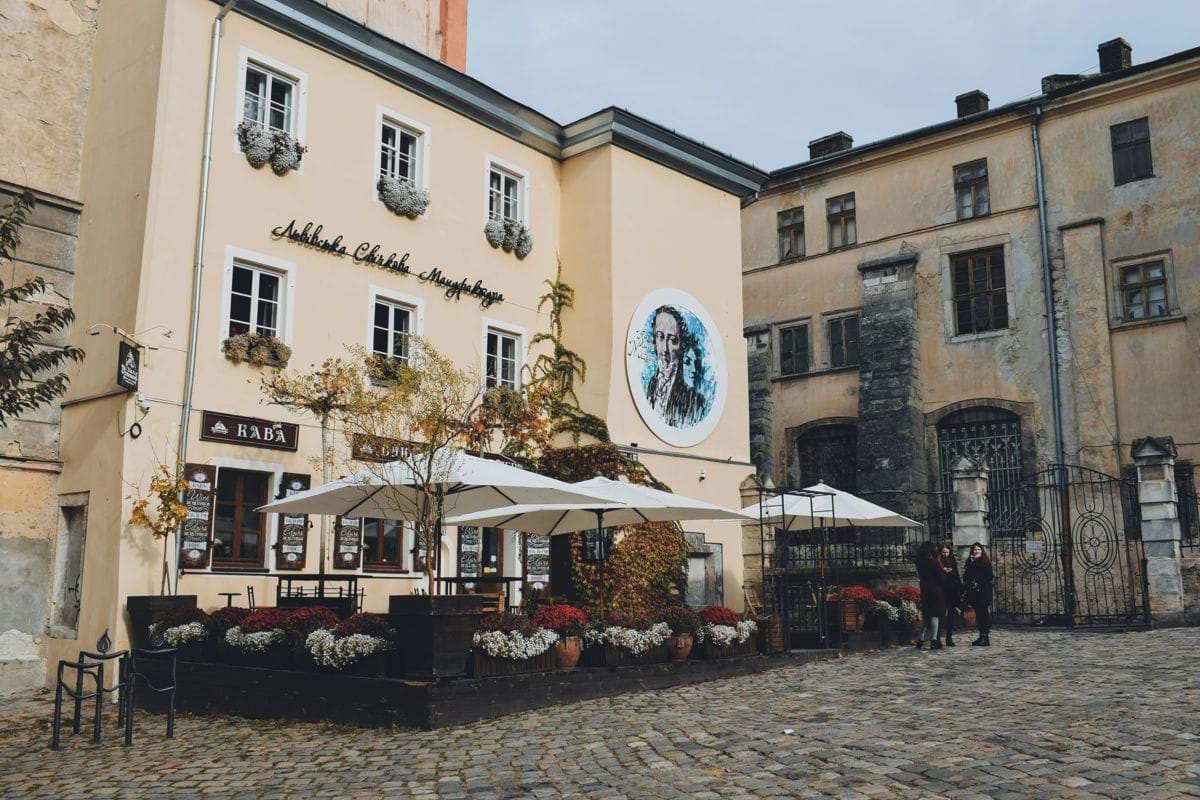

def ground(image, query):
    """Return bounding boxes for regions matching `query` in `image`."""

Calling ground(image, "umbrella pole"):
[595,510,605,619]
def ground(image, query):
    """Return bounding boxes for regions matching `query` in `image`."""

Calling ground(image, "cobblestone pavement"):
[2,628,1198,799]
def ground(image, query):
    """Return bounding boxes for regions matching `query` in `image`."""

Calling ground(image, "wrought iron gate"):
[992,464,1150,628]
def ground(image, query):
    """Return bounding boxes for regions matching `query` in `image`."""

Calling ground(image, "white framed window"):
[243,62,296,134]
[375,107,431,195]
[372,299,413,363]
[485,328,521,390]
[484,155,530,225]
[220,246,296,352]
[228,262,283,338]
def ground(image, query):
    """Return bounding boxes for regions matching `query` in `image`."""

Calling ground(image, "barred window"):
[951,248,1008,335]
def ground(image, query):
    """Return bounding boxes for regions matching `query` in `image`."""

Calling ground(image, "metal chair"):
[246,585,256,609]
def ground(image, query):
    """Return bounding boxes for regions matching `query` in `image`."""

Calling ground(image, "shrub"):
[837,585,875,603]
[477,611,532,636]
[207,606,250,636]
[151,607,210,627]
[530,604,589,637]
[698,605,740,627]
[335,613,394,640]
[240,607,293,634]
[284,607,341,639]
[659,606,700,636]
[605,611,653,631]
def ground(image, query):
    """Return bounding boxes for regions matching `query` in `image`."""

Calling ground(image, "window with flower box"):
[228,262,282,338]
[485,329,520,390]
[243,62,296,135]
[488,166,522,223]
[379,120,420,185]
[372,299,412,364]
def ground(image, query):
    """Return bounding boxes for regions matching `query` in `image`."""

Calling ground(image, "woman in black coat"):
[938,544,963,646]
[962,542,995,646]
[914,541,946,650]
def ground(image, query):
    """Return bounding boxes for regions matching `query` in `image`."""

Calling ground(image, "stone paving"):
[1,628,1198,799]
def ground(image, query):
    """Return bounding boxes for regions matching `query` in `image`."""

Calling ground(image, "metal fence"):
[1178,464,1200,551]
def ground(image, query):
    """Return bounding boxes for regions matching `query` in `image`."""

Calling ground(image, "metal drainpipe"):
[175,0,242,592]
[1030,106,1067,469]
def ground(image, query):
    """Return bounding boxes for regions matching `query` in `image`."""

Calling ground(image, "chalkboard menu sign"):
[333,516,362,570]
[458,526,481,580]
[180,463,216,568]
[275,473,310,571]
[524,533,551,588]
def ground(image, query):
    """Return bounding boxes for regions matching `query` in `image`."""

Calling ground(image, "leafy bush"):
[698,605,740,627]
[658,606,700,636]
[530,604,589,637]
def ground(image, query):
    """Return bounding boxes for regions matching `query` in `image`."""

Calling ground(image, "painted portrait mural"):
[625,289,727,447]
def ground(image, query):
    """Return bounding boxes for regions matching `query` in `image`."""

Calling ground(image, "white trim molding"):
[219,245,298,359]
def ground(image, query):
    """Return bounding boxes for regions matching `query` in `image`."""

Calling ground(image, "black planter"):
[388,595,483,680]
[126,595,198,649]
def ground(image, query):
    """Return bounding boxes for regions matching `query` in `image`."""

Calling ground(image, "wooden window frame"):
[777,207,805,261]
[1110,117,1153,186]
[826,313,860,369]
[212,468,270,569]
[951,248,1009,335]
[362,518,408,572]
[1118,260,1169,321]
[777,322,810,378]
[953,159,990,220]
[826,193,856,250]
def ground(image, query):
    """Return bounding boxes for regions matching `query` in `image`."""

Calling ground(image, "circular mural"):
[625,289,727,447]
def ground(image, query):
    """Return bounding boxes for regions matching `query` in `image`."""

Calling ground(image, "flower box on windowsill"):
[483,217,533,259]
[367,354,405,386]
[236,121,306,175]
[222,333,291,368]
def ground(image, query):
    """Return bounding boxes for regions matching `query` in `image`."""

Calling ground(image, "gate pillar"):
[951,457,990,556]
[1132,437,1185,625]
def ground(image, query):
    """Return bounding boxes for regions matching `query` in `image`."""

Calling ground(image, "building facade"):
[741,38,1200,621]
[43,0,764,681]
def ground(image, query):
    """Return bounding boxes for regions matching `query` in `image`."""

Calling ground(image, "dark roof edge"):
[227,0,766,196]
[767,43,1200,185]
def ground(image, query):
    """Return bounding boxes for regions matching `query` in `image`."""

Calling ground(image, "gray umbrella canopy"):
[444,476,752,534]
[258,451,613,520]
[741,482,922,530]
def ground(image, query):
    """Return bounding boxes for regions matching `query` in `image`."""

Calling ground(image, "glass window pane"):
[257,272,279,303]
[830,224,843,249]
[845,217,856,245]
[372,328,389,355]
[1132,143,1152,177]
[1145,263,1164,279]
[1132,118,1149,139]
[973,296,992,331]
[992,293,1009,329]
[232,266,253,294]
[374,302,390,327]
[393,307,409,333]
[975,185,989,215]
[956,299,973,334]
[843,196,854,210]
[1112,124,1131,145]
[1121,267,1141,285]
[256,299,277,334]
[1147,283,1166,301]
[953,261,969,296]
[229,294,251,324]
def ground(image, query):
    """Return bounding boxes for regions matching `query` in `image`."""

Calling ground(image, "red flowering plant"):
[604,611,654,631]
[890,586,921,604]
[334,613,394,641]
[835,586,875,604]
[477,611,534,636]
[530,604,589,638]
[207,606,250,637]
[698,605,740,627]
[240,607,294,633]
[472,611,558,661]
[659,605,700,636]
[149,607,211,647]
[283,607,341,641]
[226,607,292,653]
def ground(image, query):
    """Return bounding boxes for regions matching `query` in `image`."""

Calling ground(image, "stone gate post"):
[951,456,990,559]
[1132,436,1185,625]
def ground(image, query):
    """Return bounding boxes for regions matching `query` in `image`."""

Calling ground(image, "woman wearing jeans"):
[914,541,946,650]
[963,542,994,646]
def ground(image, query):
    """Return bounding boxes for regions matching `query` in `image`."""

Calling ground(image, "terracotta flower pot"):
[554,636,582,670]
[962,608,977,628]
[666,633,694,663]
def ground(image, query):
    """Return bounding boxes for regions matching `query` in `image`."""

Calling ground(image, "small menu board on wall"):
[524,533,551,588]
[275,473,311,571]
[333,516,362,570]
[180,463,216,569]
[458,526,481,581]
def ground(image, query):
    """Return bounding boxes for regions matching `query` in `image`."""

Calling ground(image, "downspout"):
[175,0,242,592]
[1030,106,1067,469]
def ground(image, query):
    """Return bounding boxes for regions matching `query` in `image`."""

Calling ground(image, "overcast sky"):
[466,2,1200,171]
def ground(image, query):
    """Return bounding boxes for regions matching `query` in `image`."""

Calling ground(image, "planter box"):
[758,617,786,654]
[699,639,758,659]
[473,648,555,677]
[389,595,483,680]
[602,643,668,668]
[126,595,198,650]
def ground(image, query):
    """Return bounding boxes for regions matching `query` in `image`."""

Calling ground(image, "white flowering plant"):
[483,217,533,258]
[149,621,208,648]
[236,121,306,175]
[583,613,672,655]
[225,625,285,653]
[696,619,757,647]
[896,600,921,627]
[865,599,900,628]
[378,175,430,218]
[472,612,558,661]
[305,629,392,669]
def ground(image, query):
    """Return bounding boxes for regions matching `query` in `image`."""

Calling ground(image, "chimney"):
[955,90,989,118]
[1098,37,1132,74]
[809,132,854,160]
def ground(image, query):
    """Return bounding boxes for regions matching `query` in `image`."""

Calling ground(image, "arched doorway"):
[936,406,1025,536]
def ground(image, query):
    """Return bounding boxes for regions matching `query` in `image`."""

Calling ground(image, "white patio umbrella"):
[258,451,614,519]
[742,482,922,531]
[444,476,752,533]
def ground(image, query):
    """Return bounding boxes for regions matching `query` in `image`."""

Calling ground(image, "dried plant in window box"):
[223,332,290,367]
[236,121,307,175]
[377,176,429,218]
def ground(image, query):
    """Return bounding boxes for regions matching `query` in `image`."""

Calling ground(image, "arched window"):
[797,423,858,491]
[937,407,1024,536]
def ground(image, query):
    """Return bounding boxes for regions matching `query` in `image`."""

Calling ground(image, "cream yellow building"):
[47,0,765,679]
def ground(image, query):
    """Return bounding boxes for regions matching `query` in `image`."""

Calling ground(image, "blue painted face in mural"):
[643,305,712,429]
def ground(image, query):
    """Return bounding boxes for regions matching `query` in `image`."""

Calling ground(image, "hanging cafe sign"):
[271,220,505,309]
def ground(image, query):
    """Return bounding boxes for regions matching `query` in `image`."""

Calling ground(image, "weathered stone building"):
[0,0,467,694]
[742,38,1200,624]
